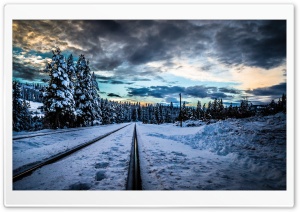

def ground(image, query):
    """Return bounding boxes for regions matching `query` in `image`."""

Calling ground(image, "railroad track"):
[13,123,143,191]
[13,123,131,182]
[13,125,104,140]
[126,124,142,190]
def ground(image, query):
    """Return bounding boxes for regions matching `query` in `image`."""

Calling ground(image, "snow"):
[56,90,65,98]
[26,101,43,117]
[13,123,130,170]
[137,113,286,190]
[62,80,69,87]
[14,123,133,190]
[13,113,286,190]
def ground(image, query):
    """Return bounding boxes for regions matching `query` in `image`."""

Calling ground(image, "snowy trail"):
[14,124,135,190]
[13,123,130,170]
[137,113,286,190]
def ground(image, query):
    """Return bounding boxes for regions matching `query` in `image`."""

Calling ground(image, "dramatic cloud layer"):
[13,20,287,105]
[246,83,286,96]
[107,93,122,98]
[127,85,238,101]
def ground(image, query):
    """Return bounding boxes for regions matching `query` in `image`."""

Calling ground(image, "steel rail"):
[13,123,131,182]
[13,125,103,140]
[126,124,142,190]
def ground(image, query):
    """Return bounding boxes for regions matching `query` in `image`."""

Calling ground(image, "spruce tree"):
[13,81,32,131]
[66,54,76,90]
[74,55,102,126]
[42,47,76,128]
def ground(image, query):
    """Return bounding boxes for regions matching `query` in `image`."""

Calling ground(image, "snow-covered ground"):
[137,113,286,190]
[13,123,134,190]
[13,113,286,190]
[13,123,130,171]
[28,101,43,117]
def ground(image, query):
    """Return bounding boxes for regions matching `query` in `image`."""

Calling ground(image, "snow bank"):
[137,113,286,190]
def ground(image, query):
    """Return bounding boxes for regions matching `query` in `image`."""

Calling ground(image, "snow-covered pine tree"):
[132,106,138,122]
[92,72,100,91]
[150,105,157,124]
[181,101,189,121]
[218,99,225,119]
[165,104,172,123]
[66,54,76,89]
[206,101,212,119]
[42,47,76,129]
[13,81,32,131]
[142,105,148,124]
[127,103,132,122]
[90,70,102,125]
[196,100,202,120]
[115,102,125,123]
[100,99,110,125]
[108,101,117,124]
[74,55,102,126]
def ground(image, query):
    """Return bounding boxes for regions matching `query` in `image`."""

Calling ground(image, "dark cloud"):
[127,85,238,100]
[127,86,185,98]
[210,92,230,99]
[185,86,208,98]
[127,87,151,97]
[165,97,179,103]
[110,80,133,85]
[95,75,133,85]
[214,20,286,69]
[219,87,241,94]
[93,58,123,70]
[98,80,109,84]
[95,75,113,80]
[131,77,151,82]
[107,93,122,98]
[13,61,46,81]
[128,36,168,65]
[246,82,286,96]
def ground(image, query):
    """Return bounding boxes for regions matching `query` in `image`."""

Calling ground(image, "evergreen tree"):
[42,47,76,128]
[66,54,76,85]
[239,97,252,118]
[196,100,202,119]
[142,105,149,124]
[101,99,111,125]
[92,72,100,91]
[181,101,189,121]
[13,81,32,131]
[206,101,212,119]
[74,55,102,126]
[165,104,172,123]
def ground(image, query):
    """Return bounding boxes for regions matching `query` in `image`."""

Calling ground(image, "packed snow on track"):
[13,123,130,171]
[13,124,134,190]
[137,113,286,190]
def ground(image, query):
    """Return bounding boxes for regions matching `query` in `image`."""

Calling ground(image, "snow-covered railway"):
[13,125,105,140]
[13,123,137,190]
[13,123,131,182]
[126,124,142,190]
[13,113,286,190]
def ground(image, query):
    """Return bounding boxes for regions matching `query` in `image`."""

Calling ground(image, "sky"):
[12,20,286,106]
